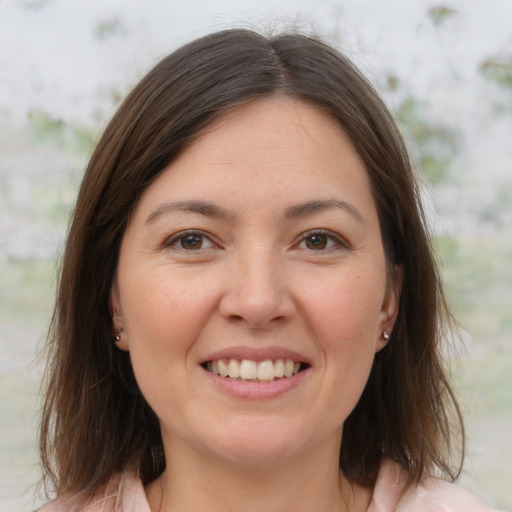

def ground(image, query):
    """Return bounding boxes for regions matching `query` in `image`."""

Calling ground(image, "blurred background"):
[0,0,511,510]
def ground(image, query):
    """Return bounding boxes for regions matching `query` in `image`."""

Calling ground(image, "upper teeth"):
[206,359,301,381]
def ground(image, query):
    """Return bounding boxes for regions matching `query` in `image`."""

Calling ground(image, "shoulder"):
[33,469,151,512]
[399,476,502,511]
[369,459,503,512]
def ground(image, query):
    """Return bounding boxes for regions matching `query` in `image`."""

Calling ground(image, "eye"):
[166,231,216,251]
[298,231,343,251]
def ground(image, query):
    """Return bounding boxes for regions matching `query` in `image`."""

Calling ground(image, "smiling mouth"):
[202,358,309,382]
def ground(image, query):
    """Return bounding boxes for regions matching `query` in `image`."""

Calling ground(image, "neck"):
[145,436,372,512]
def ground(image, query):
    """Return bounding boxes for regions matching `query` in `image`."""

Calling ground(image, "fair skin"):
[111,97,400,512]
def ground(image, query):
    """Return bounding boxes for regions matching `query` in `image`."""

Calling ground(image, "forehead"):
[129,97,378,226]
[187,97,361,171]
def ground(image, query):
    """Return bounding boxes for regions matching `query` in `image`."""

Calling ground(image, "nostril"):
[218,280,296,328]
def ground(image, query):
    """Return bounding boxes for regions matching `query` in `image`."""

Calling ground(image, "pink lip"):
[201,365,310,399]
[200,346,310,364]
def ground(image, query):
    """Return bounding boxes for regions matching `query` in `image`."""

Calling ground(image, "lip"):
[199,346,312,399]
[200,346,311,365]
[201,364,310,399]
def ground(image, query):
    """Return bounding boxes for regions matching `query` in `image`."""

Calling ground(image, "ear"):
[376,264,403,352]
[110,279,129,351]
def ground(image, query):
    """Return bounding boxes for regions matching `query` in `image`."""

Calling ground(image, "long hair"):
[39,28,464,504]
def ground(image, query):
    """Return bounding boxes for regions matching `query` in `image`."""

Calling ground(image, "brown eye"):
[166,232,215,251]
[299,232,341,251]
[179,234,205,250]
[305,234,329,250]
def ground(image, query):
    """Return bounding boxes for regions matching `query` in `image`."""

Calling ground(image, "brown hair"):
[39,28,464,504]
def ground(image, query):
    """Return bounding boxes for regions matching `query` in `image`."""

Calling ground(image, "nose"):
[218,252,296,329]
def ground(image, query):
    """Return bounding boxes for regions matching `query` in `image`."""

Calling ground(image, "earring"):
[382,331,390,341]
[113,327,123,343]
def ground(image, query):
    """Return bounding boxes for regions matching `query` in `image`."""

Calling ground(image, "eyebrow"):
[144,198,366,226]
[144,200,232,225]
[284,199,366,224]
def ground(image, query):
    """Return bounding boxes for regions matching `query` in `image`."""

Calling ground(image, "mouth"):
[201,358,310,382]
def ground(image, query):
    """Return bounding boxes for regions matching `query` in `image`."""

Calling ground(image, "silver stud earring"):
[113,327,123,343]
[382,331,390,341]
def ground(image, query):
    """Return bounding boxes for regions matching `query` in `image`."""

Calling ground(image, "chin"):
[200,417,311,467]
[214,442,298,468]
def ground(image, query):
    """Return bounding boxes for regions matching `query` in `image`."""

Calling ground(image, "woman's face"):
[112,97,399,467]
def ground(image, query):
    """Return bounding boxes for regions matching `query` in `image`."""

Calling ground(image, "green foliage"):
[459,351,512,416]
[28,109,98,155]
[427,5,458,26]
[435,233,459,262]
[435,233,512,343]
[396,97,460,185]
[28,109,65,144]
[0,259,56,324]
[480,58,512,92]
[73,125,99,153]
[111,87,125,106]
[33,178,77,226]
[455,349,512,510]
[386,74,400,92]
[95,18,122,39]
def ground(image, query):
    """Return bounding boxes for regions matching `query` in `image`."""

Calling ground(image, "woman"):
[37,29,499,511]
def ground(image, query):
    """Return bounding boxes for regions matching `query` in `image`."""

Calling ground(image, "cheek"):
[118,271,209,408]
[301,270,383,410]
[303,269,385,342]
[121,267,214,347]
[117,274,205,406]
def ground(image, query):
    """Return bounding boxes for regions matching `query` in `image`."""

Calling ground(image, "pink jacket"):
[37,460,504,511]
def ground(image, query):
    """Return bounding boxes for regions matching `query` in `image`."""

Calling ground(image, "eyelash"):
[295,230,348,252]
[163,230,218,251]
[163,229,348,253]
